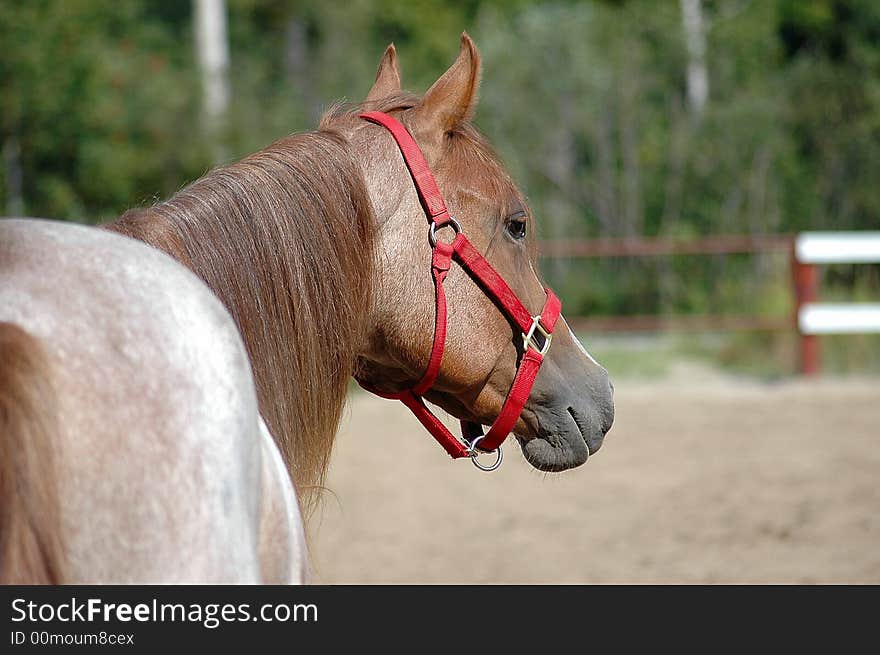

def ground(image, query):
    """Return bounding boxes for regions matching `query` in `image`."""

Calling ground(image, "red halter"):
[358,111,561,470]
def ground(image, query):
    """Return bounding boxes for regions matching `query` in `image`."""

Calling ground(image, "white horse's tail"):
[0,322,65,584]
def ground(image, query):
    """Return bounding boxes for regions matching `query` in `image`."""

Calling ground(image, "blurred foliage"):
[1,0,878,367]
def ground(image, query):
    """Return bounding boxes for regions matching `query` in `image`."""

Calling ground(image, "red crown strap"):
[360,111,451,226]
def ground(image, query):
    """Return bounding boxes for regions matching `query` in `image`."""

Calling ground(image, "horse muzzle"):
[517,366,615,472]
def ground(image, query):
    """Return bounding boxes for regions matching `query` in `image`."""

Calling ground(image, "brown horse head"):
[344,34,614,471]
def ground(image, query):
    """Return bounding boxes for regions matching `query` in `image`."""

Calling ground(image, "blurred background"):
[2,0,878,582]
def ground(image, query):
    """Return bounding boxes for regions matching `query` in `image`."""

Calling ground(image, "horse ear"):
[365,44,402,104]
[413,33,481,139]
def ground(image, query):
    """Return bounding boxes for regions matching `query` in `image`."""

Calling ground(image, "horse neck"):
[107,130,376,513]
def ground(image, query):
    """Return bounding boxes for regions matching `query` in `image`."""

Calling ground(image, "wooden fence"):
[538,232,880,374]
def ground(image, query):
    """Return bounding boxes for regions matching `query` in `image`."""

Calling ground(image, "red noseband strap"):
[358,111,562,463]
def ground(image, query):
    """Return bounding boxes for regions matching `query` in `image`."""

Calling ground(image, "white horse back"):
[0,218,305,583]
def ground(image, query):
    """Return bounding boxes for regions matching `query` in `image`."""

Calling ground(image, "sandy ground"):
[308,367,880,584]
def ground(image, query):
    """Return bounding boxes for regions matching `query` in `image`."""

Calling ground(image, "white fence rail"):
[793,231,880,373]
[799,303,880,335]
[795,232,880,265]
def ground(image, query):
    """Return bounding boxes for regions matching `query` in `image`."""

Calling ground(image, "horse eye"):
[506,218,527,240]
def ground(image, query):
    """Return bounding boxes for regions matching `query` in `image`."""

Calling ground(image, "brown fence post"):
[792,243,820,375]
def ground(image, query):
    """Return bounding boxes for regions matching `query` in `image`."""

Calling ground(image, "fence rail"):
[540,234,793,259]
[540,232,880,374]
[791,231,880,374]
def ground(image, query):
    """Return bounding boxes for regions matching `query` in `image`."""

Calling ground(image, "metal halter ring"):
[466,434,503,472]
[428,217,462,247]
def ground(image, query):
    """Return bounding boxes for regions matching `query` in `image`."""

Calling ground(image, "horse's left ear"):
[413,33,481,142]
[365,43,402,104]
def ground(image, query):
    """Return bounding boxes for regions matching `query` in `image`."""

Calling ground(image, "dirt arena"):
[309,367,880,584]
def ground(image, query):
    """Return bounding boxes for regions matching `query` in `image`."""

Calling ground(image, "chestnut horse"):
[0,34,613,583]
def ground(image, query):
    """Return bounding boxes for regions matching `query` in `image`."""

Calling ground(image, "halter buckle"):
[523,315,552,355]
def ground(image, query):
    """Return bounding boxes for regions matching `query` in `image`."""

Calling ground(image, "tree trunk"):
[619,60,642,237]
[3,134,24,216]
[284,17,320,122]
[680,0,708,120]
[541,95,578,282]
[595,98,618,237]
[194,0,230,163]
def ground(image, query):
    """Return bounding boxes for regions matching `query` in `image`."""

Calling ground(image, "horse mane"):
[109,122,377,515]
[108,91,529,515]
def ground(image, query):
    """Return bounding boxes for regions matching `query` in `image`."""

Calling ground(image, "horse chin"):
[515,407,601,472]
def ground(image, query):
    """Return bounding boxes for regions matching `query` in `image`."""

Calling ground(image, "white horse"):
[0,218,307,583]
